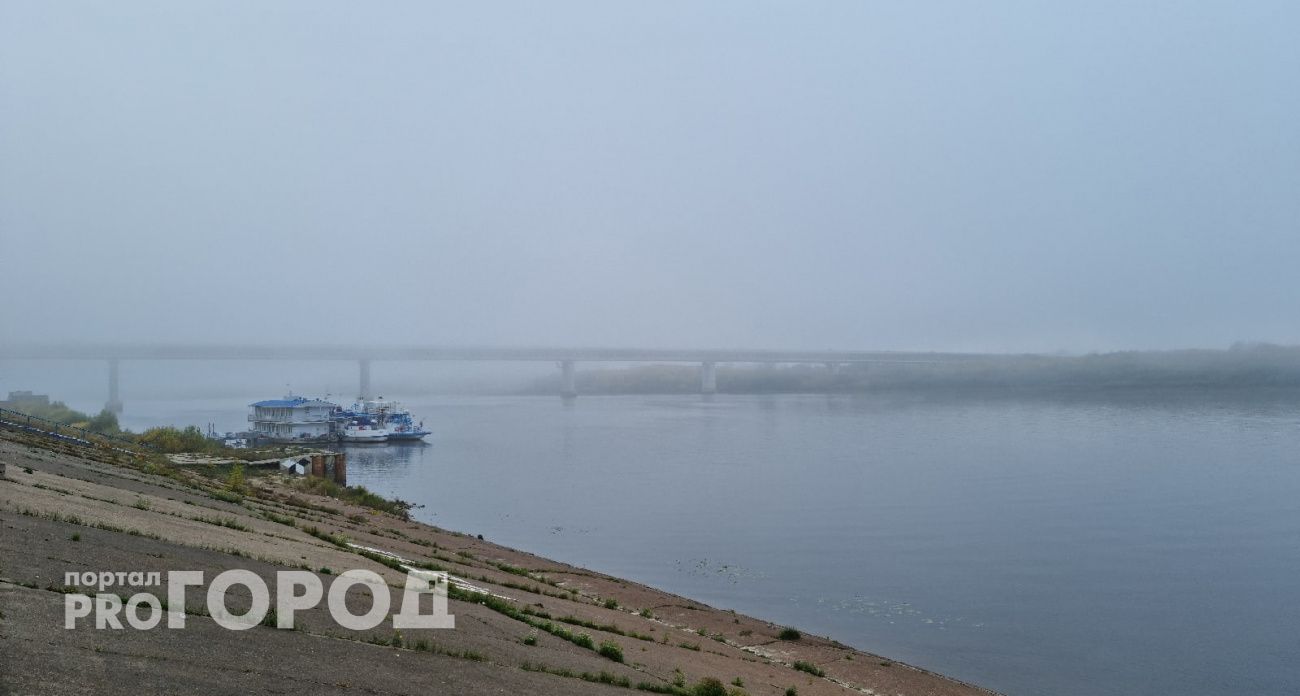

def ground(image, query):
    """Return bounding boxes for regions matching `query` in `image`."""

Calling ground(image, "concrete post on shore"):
[105,359,123,415]
[358,359,373,400]
[333,452,347,485]
[701,361,717,394]
[310,454,325,478]
[560,360,577,399]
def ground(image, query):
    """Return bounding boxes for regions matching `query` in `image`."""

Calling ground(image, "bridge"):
[0,343,989,413]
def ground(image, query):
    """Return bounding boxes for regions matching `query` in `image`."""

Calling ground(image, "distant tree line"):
[2,396,231,454]
[523,343,1300,395]
[2,399,121,435]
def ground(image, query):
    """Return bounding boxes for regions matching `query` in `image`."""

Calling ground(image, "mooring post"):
[334,452,347,485]
[701,361,717,394]
[105,359,123,414]
[560,360,577,398]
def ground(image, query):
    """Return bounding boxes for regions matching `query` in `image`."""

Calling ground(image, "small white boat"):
[339,419,388,443]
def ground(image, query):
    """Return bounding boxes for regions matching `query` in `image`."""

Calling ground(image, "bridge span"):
[0,344,988,413]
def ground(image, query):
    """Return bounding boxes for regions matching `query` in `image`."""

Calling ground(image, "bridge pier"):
[560,360,577,398]
[105,359,123,414]
[701,361,717,394]
[359,359,372,400]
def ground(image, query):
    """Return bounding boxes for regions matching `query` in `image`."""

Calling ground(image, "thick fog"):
[3,1,1299,353]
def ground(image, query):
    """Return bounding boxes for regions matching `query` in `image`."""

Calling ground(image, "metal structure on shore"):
[0,406,154,458]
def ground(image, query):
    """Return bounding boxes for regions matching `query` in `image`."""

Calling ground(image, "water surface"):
[122,392,1300,696]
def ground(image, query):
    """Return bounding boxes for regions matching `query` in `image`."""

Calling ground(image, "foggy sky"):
[3,1,1298,353]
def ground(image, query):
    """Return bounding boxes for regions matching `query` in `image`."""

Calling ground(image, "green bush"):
[293,477,413,519]
[583,671,630,687]
[597,640,624,663]
[85,409,120,435]
[138,425,218,454]
[692,678,728,696]
[303,525,349,548]
[262,511,296,527]
[225,464,246,493]
[778,627,801,640]
[792,661,823,677]
[211,489,242,504]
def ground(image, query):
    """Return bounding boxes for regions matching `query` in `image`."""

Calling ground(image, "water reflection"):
[332,441,432,476]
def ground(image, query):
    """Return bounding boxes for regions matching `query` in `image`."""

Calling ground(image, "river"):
[119,391,1300,696]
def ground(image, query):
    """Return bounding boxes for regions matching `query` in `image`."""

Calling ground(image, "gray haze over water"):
[4,5,1300,695]
[4,1,1300,352]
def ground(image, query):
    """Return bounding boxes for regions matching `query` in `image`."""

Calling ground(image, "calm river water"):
[121,392,1300,696]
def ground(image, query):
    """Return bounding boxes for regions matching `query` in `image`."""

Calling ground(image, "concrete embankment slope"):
[0,429,997,696]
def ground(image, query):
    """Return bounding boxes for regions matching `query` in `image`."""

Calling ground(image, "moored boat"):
[338,398,430,442]
[384,408,431,441]
[339,416,388,443]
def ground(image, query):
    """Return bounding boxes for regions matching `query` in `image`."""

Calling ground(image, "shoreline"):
[0,426,1000,696]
